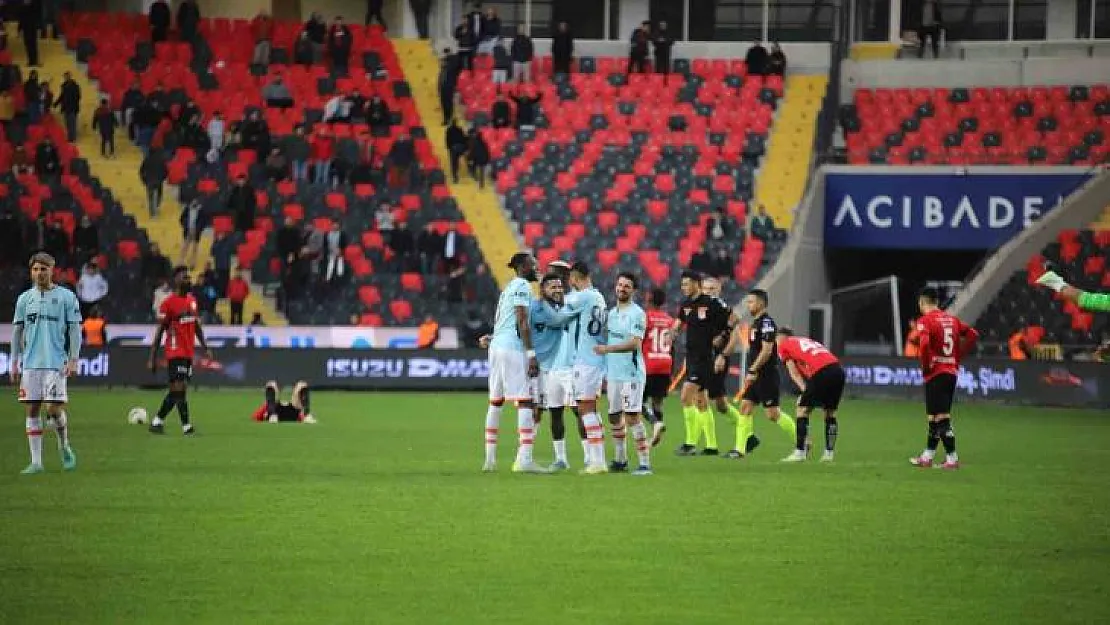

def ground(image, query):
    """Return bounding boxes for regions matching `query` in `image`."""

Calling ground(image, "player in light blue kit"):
[595,272,651,475]
[10,252,82,475]
[529,273,573,469]
[560,261,611,474]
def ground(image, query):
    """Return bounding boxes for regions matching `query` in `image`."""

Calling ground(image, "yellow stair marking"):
[850,43,901,61]
[393,38,522,289]
[1092,204,1110,231]
[11,25,286,325]
[754,74,829,229]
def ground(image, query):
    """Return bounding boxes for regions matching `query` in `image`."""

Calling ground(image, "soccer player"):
[529,273,581,470]
[595,272,652,475]
[908,287,979,470]
[720,289,796,458]
[559,261,611,474]
[251,380,318,423]
[480,252,547,473]
[1036,265,1110,312]
[10,252,81,474]
[642,287,675,447]
[147,266,212,435]
[775,328,845,462]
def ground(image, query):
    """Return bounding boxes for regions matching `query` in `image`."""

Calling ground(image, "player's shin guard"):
[549,407,568,463]
[795,416,809,452]
[610,415,627,464]
[295,382,311,414]
[631,421,650,468]
[265,383,279,415]
[924,420,940,459]
[581,412,604,467]
[825,417,838,451]
[485,402,502,465]
[777,412,797,442]
[682,405,698,446]
[936,418,956,456]
[26,417,43,466]
[175,391,191,427]
[53,409,69,449]
[154,392,177,425]
[701,408,718,449]
[516,405,535,465]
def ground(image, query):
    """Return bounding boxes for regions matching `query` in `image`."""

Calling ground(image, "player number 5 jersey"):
[606,303,647,382]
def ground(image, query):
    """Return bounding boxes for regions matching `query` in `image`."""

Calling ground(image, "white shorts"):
[542,369,574,409]
[488,348,535,402]
[608,379,645,414]
[572,364,605,401]
[19,369,68,403]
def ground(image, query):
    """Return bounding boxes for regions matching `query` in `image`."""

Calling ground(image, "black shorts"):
[644,374,670,400]
[685,355,726,399]
[167,358,193,383]
[924,373,957,416]
[275,403,303,422]
[741,369,780,408]
[799,364,846,411]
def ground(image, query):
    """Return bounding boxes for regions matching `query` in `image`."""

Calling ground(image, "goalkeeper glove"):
[1035,270,1068,293]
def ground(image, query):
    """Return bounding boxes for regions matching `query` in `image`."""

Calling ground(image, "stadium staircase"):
[849,43,901,61]
[21,22,285,325]
[754,74,828,228]
[393,39,519,288]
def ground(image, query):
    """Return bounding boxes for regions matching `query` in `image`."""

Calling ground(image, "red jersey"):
[158,293,200,360]
[778,336,840,379]
[914,309,979,381]
[642,309,675,376]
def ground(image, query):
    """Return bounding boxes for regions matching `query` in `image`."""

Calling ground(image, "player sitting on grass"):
[252,380,318,424]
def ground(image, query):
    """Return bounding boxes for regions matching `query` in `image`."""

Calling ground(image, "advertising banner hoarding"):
[0,325,460,349]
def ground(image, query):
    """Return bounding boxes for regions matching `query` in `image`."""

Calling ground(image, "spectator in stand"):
[366,0,387,29]
[177,0,201,43]
[387,133,415,190]
[310,126,334,186]
[304,12,327,62]
[918,0,943,59]
[206,110,225,161]
[467,126,490,188]
[133,98,160,155]
[249,312,265,327]
[55,71,80,142]
[82,306,107,348]
[146,81,169,115]
[511,87,542,129]
[627,22,651,75]
[152,278,172,319]
[652,21,674,76]
[262,75,293,109]
[445,261,466,302]
[445,118,468,183]
[465,3,483,39]
[490,93,511,128]
[551,22,573,75]
[141,242,172,287]
[491,40,511,86]
[35,138,60,183]
[367,96,391,135]
[120,80,144,139]
[0,206,24,268]
[328,17,353,75]
[183,115,211,157]
[442,224,462,268]
[478,7,501,55]
[139,149,168,217]
[767,42,787,75]
[228,175,257,233]
[210,229,235,294]
[149,0,171,42]
[454,20,475,72]
[72,215,99,268]
[689,245,712,276]
[347,88,368,122]
[710,248,733,280]
[251,10,274,66]
[323,92,350,123]
[511,30,533,83]
[324,221,348,284]
[23,70,41,123]
[705,206,734,243]
[193,273,219,322]
[227,270,250,325]
[276,216,303,269]
[417,315,440,349]
[265,147,289,182]
[293,31,315,67]
[18,0,40,67]
[11,144,32,175]
[410,0,431,38]
[463,309,492,347]
[179,198,208,268]
[92,98,117,157]
[438,48,460,125]
[285,124,311,182]
[45,221,69,268]
[240,109,271,161]
[39,78,54,120]
[76,262,108,318]
[25,215,48,253]
[375,202,395,239]
[749,204,775,241]
[746,40,769,76]
[389,221,416,270]
[417,224,442,274]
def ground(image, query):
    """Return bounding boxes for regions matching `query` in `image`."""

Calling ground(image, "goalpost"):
[829,276,903,357]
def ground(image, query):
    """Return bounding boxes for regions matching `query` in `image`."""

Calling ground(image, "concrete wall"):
[527,40,832,72]
[842,55,1110,97]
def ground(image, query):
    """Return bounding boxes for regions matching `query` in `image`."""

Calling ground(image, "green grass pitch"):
[1,390,1108,625]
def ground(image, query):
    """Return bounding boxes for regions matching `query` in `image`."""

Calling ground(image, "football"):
[128,407,148,425]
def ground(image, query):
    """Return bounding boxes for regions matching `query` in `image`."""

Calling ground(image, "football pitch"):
[1,390,1108,625]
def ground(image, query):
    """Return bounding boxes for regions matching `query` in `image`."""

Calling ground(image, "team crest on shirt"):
[683,307,691,317]
[697,307,707,319]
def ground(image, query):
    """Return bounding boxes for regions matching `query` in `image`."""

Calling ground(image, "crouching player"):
[252,380,318,424]
[776,328,845,462]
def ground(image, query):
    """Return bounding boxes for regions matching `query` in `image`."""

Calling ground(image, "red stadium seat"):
[597,210,619,233]
[117,240,140,263]
[358,285,382,306]
[597,249,619,271]
[400,272,425,293]
[389,299,413,322]
[523,222,544,246]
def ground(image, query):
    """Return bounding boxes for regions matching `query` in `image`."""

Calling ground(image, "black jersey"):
[677,294,732,356]
[748,312,779,369]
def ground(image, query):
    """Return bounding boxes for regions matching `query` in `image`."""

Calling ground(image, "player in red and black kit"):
[776,329,845,463]
[908,287,978,470]
[251,380,317,424]
[147,267,212,435]
[641,288,675,447]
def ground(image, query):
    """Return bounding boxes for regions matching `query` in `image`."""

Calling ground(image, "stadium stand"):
[60,12,499,326]
[842,85,1110,166]
[455,55,804,301]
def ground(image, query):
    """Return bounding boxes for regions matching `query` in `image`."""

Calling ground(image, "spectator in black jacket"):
[454,21,475,71]
[410,0,431,38]
[438,49,460,125]
[653,21,675,75]
[176,0,201,42]
[387,134,415,190]
[228,175,257,233]
[55,71,81,142]
[19,0,40,67]
[467,127,490,188]
[139,149,167,216]
[92,98,118,157]
[490,94,511,128]
[445,119,467,183]
[511,32,533,83]
[276,216,302,268]
[23,71,41,123]
[551,22,573,75]
[627,22,650,75]
[179,198,209,267]
[767,42,787,75]
[304,12,327,61]
[293,31,315,66]
[240,109,271,161]
[149,0,171,42]
[492,41,511,85]
[746,40,769,76]
[417,224,443,274]
[141,242,172,286]
[389,222,416,271]
[328,17,353,74]
[285,125,311,182]
[477,7,501,55]
[367,95,390,134]
[366,0,387,28]
[72,215,99,268]
[511,88,542,128]
[120,80,144,139]
[35,138,60,183]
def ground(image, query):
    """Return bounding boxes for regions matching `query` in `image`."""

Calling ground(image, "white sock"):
[484,404,502,464]
[553,439,567,464]
[516,406,535,465]
[946,453,959,463]
[631,421,650,468]
[581,412,603,466]
[151,416,164,427]
[53,410,69,449]
[26,417,43,466]
[611,420,627,463]
[922,449,936,460]
[580,439,590,465]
